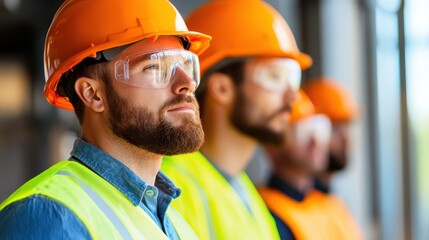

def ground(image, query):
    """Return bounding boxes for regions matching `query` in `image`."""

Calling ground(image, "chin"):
[269,116,288,131]
[168,115,200,126]
[268,123,286,135]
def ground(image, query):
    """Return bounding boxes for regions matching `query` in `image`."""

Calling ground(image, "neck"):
[201,112,257,178]
[317,172,333,189]
[275,166,314,193]
[81,119,161,186]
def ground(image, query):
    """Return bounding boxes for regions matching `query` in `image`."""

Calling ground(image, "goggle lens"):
[251,58,301,93]
[293,114,332,146]
[114,49,200,89]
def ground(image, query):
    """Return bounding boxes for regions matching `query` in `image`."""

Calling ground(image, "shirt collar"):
[268,175,306,202]
[313,178,330,193]
[70,138,181,206]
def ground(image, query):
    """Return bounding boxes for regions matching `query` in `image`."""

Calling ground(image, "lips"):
[167,103,196,112]
[266,104,292,122]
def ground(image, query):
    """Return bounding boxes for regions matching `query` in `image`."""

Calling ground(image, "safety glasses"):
[249,58,301,93]
[111,49,200,89]
[292,114,332,146]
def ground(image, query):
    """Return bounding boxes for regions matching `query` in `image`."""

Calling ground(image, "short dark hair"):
[57,58,109,124]
[197,58,246,116]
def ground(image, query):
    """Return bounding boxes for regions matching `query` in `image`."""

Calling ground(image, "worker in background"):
[303,77,360,192]
[161,0,312,239]
[260,90,362,239]
[0,0,211,239]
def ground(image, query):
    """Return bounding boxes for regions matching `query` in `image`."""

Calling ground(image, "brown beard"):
[106,86,204,155]
[327,152,347,172]
[230,87,289,145]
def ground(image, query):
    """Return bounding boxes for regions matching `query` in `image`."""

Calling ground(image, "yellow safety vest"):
[259,187,363,240]
[162,152,280,240]
[0,161,198,240]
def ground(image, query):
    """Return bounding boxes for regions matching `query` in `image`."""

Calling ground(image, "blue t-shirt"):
[0,138,181,239]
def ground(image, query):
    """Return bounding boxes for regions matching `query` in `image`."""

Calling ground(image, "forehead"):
[118,36,184,58]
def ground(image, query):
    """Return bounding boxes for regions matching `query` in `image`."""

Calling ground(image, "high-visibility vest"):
[0,161,198,240]
[259,187,363,240]
[162,152,280,240]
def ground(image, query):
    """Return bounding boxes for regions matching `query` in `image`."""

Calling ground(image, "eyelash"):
[143,64,160,71]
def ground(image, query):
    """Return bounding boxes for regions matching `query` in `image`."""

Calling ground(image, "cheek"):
[117,89,169,117]
[244,85,283,114]
[291,144,308,158]
[329,135,344,153]
[262,95,284,113]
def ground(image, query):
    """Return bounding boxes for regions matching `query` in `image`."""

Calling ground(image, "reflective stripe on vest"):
[0,161,198,240]
[57,170,133,239]
[162,152,280,240]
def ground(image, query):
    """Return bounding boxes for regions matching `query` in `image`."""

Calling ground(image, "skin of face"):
[103,36,204,155]
[328,122,350,172]
[286,125,330,174]
[267,114,333,176]
[230,58,297,145]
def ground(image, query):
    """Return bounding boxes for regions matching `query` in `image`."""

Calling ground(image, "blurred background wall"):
[0,0,428,239]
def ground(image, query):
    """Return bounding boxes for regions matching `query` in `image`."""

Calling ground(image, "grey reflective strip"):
[168,163,216,240]
[57,170,133,240]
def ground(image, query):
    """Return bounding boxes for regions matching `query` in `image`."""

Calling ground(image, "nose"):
[170,66,197,95]
[308,135,318,149]
[283,85,298,104]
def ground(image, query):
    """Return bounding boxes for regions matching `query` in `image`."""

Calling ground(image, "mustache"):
[266,104,292,121]
[160,94,199,112]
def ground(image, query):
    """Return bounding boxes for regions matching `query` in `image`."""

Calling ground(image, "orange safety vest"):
[259,188,363,240]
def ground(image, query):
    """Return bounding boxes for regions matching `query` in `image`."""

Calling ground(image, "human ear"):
[74,77,105,113]
[206,72,235,106]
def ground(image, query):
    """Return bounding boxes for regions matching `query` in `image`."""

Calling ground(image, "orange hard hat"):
[289,90,315,123]
[44,0,211,110]
[185,0,312,76]
[303,77,359,122]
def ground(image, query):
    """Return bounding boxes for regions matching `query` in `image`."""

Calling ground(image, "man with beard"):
[260,90,362,240]
[0,0,211,239]
[303,77,359,193]
[161,0,312,239]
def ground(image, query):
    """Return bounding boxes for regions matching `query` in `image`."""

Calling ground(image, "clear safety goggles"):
[111,49,200,88]
[292,114,332,146]
[251,58,302,93]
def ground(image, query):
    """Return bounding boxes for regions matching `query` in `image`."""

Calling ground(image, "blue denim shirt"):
[0,139,181,239]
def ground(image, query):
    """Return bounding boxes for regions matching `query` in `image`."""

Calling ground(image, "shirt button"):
[145,189,155,196]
